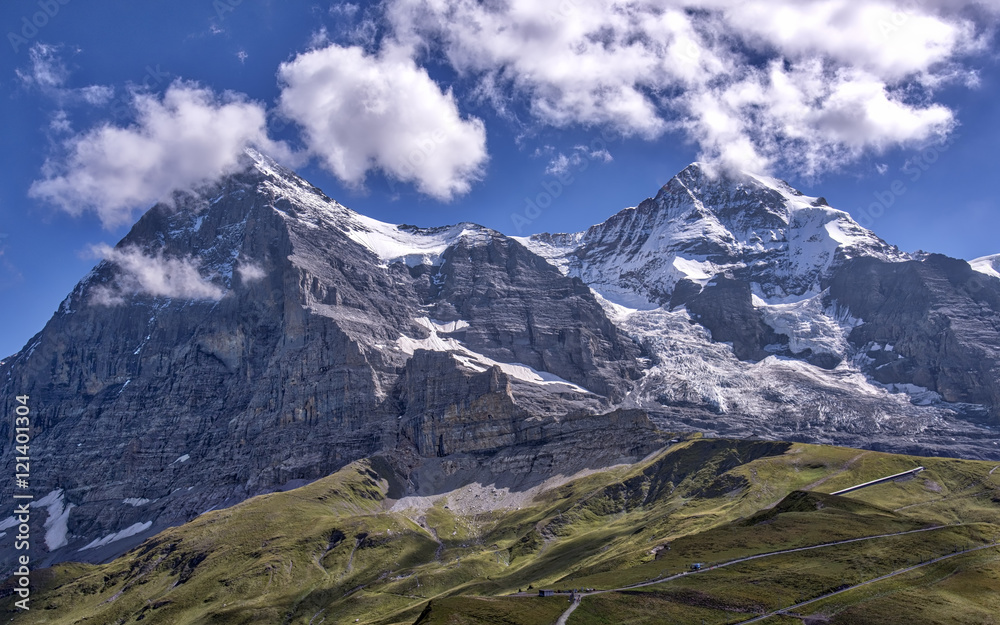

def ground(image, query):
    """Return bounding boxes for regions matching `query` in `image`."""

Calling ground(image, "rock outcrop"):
[827,254,1000,415]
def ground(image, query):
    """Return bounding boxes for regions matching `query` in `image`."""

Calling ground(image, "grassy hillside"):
[3,439,999,624]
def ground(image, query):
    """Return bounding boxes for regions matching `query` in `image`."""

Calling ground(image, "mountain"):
[521,163,904,308]
[521,164,1000,444]
[2,150,1000,572]
[0,150,659,571]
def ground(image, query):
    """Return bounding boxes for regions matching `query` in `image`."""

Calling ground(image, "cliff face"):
[0,152,648,569]
[826,254,1000,414]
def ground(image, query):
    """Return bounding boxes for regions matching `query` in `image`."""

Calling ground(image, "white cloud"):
[545,145,613,176]
[721,1,984,81]
[89,244,224,305]
[49,110,72,134]
[16,43,114,105]
[236,261,267,282]
[679,60,956,174]
[77,85,115,106]
[330,2,360,18]
[385,0,994,174]
[277,43,488,200]
[16,43,68,88]
[545,154,572,177]
[30,81,292,228]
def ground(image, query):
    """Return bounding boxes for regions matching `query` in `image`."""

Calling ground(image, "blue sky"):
[1,0,998,358]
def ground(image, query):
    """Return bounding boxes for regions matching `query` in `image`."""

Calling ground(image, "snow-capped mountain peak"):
[521,163,905,307]
[971,253,1000,279]
[243,147,495,267]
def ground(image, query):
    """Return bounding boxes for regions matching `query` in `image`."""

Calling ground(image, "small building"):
[690,563,703,570]
[539,589,555,597]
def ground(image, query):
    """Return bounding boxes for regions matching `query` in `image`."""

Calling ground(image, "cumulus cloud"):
[277,43,488,200]
[679,60,956,173]
[30,81,292,228]
[89,244,224,305]
[386,0,994,174]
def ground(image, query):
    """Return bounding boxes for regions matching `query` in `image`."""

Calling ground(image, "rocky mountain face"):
[521,165,1000,452]
[2,151,999,571]
[0,151,650,570]
[827,254,1000,412]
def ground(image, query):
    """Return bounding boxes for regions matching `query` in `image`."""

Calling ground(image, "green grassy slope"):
[3,439,999,625]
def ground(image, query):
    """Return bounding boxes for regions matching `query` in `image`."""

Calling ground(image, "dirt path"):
[731,542,1000,624]
[553,598,581,625]
[551,524,964,625]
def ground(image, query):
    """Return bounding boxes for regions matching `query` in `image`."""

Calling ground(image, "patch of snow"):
[429,319,469,333]
[247,148,494,269]
[398,317,591,393]
[31,489,74,551]
[397,321,465,355]
[510,233,583,275]
[345,216,480,268]
[590,290,642,323]
[171,454,190,464]
[746,172,818,208]
[970,254,1000,279]
[123,498,150,507]
[672,257,714,285]
[78,521,153,551]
